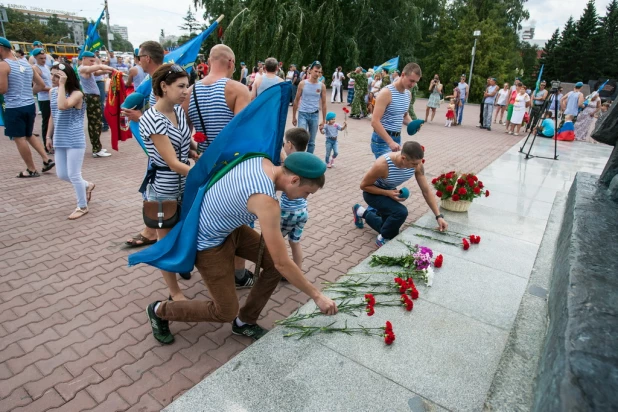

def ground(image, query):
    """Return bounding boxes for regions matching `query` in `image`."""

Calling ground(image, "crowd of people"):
[4,33,606,348]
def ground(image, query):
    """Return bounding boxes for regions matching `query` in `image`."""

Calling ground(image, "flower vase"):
[440,198,471,212]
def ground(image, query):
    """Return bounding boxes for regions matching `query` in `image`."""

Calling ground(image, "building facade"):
[111,24,128,41]
[7,5,87,45]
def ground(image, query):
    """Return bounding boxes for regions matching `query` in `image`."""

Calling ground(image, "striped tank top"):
[4,59,35,109]
[50,88,86,149]
[380,84,411,132]
[374,154,415,190]
[280,192,307,212]
[132,65,146,89]
[37,64,52,101]
[299,80,322,113]
[197,157,277,250]
[188,79,234,153]
[79,68,100,95]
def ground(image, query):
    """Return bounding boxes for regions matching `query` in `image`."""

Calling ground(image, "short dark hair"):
[285,128,309,151]
[402,63,422,77]
[264,57,278,73]
[402,141,424,160]
[16,49,24,57]
[544,111,552,118]
[151,63,189,97]
[51,53,59,59]
[139,41,164,65]
[282,166,326,188]
[51,63,82,95]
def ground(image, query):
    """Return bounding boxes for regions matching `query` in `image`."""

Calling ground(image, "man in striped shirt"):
[370,62,421,158]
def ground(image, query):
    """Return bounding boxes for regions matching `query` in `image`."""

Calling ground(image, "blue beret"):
[134,48,139,56]
[284,152,326,179]
[32,48,45,57]
[0,37,11,48]
[326,112,336,121]
[33,41,43,46]
[81,51,95,58]
[407,119,425,136]
[575,81,584,87]
[122,93,146,110]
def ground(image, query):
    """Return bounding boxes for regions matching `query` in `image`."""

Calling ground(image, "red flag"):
[104,71,133,151]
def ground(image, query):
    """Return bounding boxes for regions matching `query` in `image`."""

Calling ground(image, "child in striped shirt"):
[279,128,311,271]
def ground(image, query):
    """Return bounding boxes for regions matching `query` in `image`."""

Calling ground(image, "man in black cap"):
[146,152,338,344]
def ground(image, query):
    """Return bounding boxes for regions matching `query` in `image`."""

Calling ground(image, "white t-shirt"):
[332,71,344,86]
[286,70,294,82]
[496,89,509,105]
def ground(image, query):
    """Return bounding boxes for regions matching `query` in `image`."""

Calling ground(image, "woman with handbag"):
[139,63,194,301]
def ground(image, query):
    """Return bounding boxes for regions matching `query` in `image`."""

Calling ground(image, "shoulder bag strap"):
[192,83,207,133]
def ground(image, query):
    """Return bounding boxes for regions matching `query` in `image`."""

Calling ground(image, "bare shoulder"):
[226,79,249,95]
[0,60,10,73]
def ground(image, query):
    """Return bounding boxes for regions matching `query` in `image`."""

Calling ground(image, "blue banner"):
[84,9,105,52]
[373,56,399,73]
[129,82,291,273]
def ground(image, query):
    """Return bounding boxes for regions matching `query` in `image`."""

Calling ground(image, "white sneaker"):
[93,150,112,157]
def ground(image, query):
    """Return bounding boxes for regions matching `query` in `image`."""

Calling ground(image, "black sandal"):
[16,169,40,178]
[42,159,55,173]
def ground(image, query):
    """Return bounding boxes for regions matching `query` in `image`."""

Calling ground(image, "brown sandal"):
[68,207,89,220]
[86,182,96,203]
[125,233,157,248]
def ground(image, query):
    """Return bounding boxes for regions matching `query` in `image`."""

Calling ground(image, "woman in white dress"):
[493,83,509,125]
[508,84,530,136]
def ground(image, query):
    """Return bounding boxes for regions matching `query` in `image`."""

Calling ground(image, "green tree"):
[540,28,560,81]
[600,0,618,77]
[180,7,200,35]
[4,8,70,43]
[553,17,578,82]
[575,0,601,82]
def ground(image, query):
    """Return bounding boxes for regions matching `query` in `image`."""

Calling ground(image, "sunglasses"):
[310,60,321,69]
[52,63,66,70]
[164,64,186,80]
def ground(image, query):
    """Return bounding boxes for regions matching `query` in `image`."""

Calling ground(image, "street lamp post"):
[469,30,481,92]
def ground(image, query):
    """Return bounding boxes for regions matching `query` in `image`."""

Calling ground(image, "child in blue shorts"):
[320,111,346,168]
[280,128,311,270]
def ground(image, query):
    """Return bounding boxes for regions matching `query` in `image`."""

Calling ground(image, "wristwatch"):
[435,214,444,220]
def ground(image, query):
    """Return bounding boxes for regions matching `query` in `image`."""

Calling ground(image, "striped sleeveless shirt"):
[79,68,100,95]
[280,192,307,211]
[257,75,282,96]
[374,154,415,190]
[188,79,234,152]
[4,59,35,108]
[36,63,52,101]
[299,80,322,113]
[380,84,411,132]
[50,88,86,149]
[197,157,277,250]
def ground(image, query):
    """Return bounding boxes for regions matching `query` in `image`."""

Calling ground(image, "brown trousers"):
[156,226,281,324]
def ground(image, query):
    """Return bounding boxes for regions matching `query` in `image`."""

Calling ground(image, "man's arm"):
[578,93,585,107]
[0,62,9,95]
[320,83,327,126]
[79,64,114,76]
[31,65,51,92]
[489,87,498,97]
[249,194,337,315]
[229,81,251,114]
[465,84,469,100]
[251,76,262,101]
[32,69,46,94]
[126,66,137,86]
[292,81,304,126]
[415,165,448,231]
[371,88,400,151]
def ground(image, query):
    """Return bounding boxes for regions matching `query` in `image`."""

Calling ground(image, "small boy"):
[279,128,311,271]
[534,111,555,138]
[319,111,347,168]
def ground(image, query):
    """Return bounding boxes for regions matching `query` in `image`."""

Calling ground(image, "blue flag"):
[533,64,544,96]
[373,56,399,73]
[84,9,105,52]
[128,82,291,272]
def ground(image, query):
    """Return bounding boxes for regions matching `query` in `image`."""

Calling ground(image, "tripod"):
[518,87,559,160]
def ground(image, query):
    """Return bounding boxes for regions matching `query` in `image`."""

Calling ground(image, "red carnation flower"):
[399,283,409,294]
[452,194,460,201]
[401,295,414,311]
[385,321,393,333]
[446,185,454,192]
[384,331,395,345]
[436,190,443,198]
[366,306,375,316]
[364,293,376,306]
[462,238,470,250]
[439,173,445,179]
[445,172,454,179]
[485,190,490,197]
[475,235,481,243]
[469,235,478,244]
[478,181,484,188]
[468,179,475,187]
[458,187,467,195]
[473,187,481,195]
[434,254,443,268]
[472,175,478,181]
[410,288,419,300]
[421,145,425,151]
[431,178,438,185]
[442,180,449,185]
[457,178,465,185]
[394,277,404,285]
[193,132,207,143]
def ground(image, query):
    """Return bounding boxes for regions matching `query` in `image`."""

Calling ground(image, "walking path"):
[165,132,612,411]
[2,99,529,411]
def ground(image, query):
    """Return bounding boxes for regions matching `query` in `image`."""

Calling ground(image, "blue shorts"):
[4,104,36,139]
[281,208,308,243]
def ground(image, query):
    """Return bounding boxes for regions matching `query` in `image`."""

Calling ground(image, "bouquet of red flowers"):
[431,171,489,212]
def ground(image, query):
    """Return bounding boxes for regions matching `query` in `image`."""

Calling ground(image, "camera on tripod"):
[551,80,561,92]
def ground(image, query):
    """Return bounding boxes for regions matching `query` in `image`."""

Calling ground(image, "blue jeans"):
[96,81,109,128]
[362,191,408,240]
[325,138,339,163]
[298,111,319,154]
[370,131,401,159]
[458,98,466,124]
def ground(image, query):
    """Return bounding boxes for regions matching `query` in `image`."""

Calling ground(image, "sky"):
[5,0,613,48]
